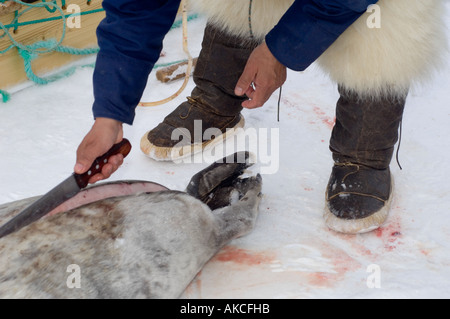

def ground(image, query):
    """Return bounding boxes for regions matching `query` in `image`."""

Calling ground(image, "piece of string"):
[277,86,282,122]
[247,0,282,122]
[248,0,254,39]
[0,0,197,102]
[138,0,193,107]
[0,0,67,54]
[395,120,403,170]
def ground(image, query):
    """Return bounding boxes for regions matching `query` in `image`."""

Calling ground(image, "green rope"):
[171,13,198,29]
[1,0,67,55]
[1,8,104,30]
[18,38,99,85]
[0,90,10,103]
[0,0,99,99]
[0,0,199,102]
[154,59,188,69]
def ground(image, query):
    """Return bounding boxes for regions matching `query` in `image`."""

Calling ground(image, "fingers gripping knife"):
[0,139,132,239]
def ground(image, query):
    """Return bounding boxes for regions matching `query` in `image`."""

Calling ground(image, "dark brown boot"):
[141,24,259,161]
[324,86,406,234]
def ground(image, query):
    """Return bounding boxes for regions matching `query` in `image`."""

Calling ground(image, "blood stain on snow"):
[307,272,331,286]
[305,243,361,288]
[374,216,403,251]
[333,231,375,257]
[213,246,275,266]
[420,249,430,256]
[313,106,336,130]
[280,96,336,130]
[203,242,363,291]
[329,215,404,259]
[281,97,298,110]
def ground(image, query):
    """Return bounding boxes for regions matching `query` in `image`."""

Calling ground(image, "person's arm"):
[75,0,180,183]
[93,0,181,124]
[265,0,379,71]
[235,0,379,108]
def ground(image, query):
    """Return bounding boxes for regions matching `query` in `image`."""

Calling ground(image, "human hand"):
[234,41,286,109]
[74,117,124,184]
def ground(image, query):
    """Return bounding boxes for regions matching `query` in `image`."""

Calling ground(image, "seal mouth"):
[184,151,262,210]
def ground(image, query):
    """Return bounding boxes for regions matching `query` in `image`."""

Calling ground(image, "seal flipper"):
[212,174,263,243]
[185,151,253,210]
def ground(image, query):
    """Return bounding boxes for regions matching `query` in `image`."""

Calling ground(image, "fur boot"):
[324,87,407,234]
[141,24,259,160]
[320,0,447,233]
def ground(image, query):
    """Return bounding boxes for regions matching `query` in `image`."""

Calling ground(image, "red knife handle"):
[73,138,132,188]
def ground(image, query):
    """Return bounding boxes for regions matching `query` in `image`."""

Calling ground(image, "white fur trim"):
[189,0,448,96]
[189,0,294,40]
[316,0,448,97]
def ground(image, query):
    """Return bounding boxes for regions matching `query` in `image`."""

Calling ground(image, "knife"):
[0,138,132,239]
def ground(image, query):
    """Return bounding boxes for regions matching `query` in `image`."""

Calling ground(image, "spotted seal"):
[0,152,262,298]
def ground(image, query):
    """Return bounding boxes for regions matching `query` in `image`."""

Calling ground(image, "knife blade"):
[0,138,132,239]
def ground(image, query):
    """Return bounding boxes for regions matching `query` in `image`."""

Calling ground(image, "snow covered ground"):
[0,7,449,299]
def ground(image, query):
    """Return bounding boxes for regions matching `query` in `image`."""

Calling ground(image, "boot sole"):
[323,174,394,234]
[140,115,245,161]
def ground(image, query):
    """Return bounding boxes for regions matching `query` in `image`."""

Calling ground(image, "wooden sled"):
[0,0,105,90]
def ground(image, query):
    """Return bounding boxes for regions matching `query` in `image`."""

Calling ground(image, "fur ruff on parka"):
[190,0,448,97]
